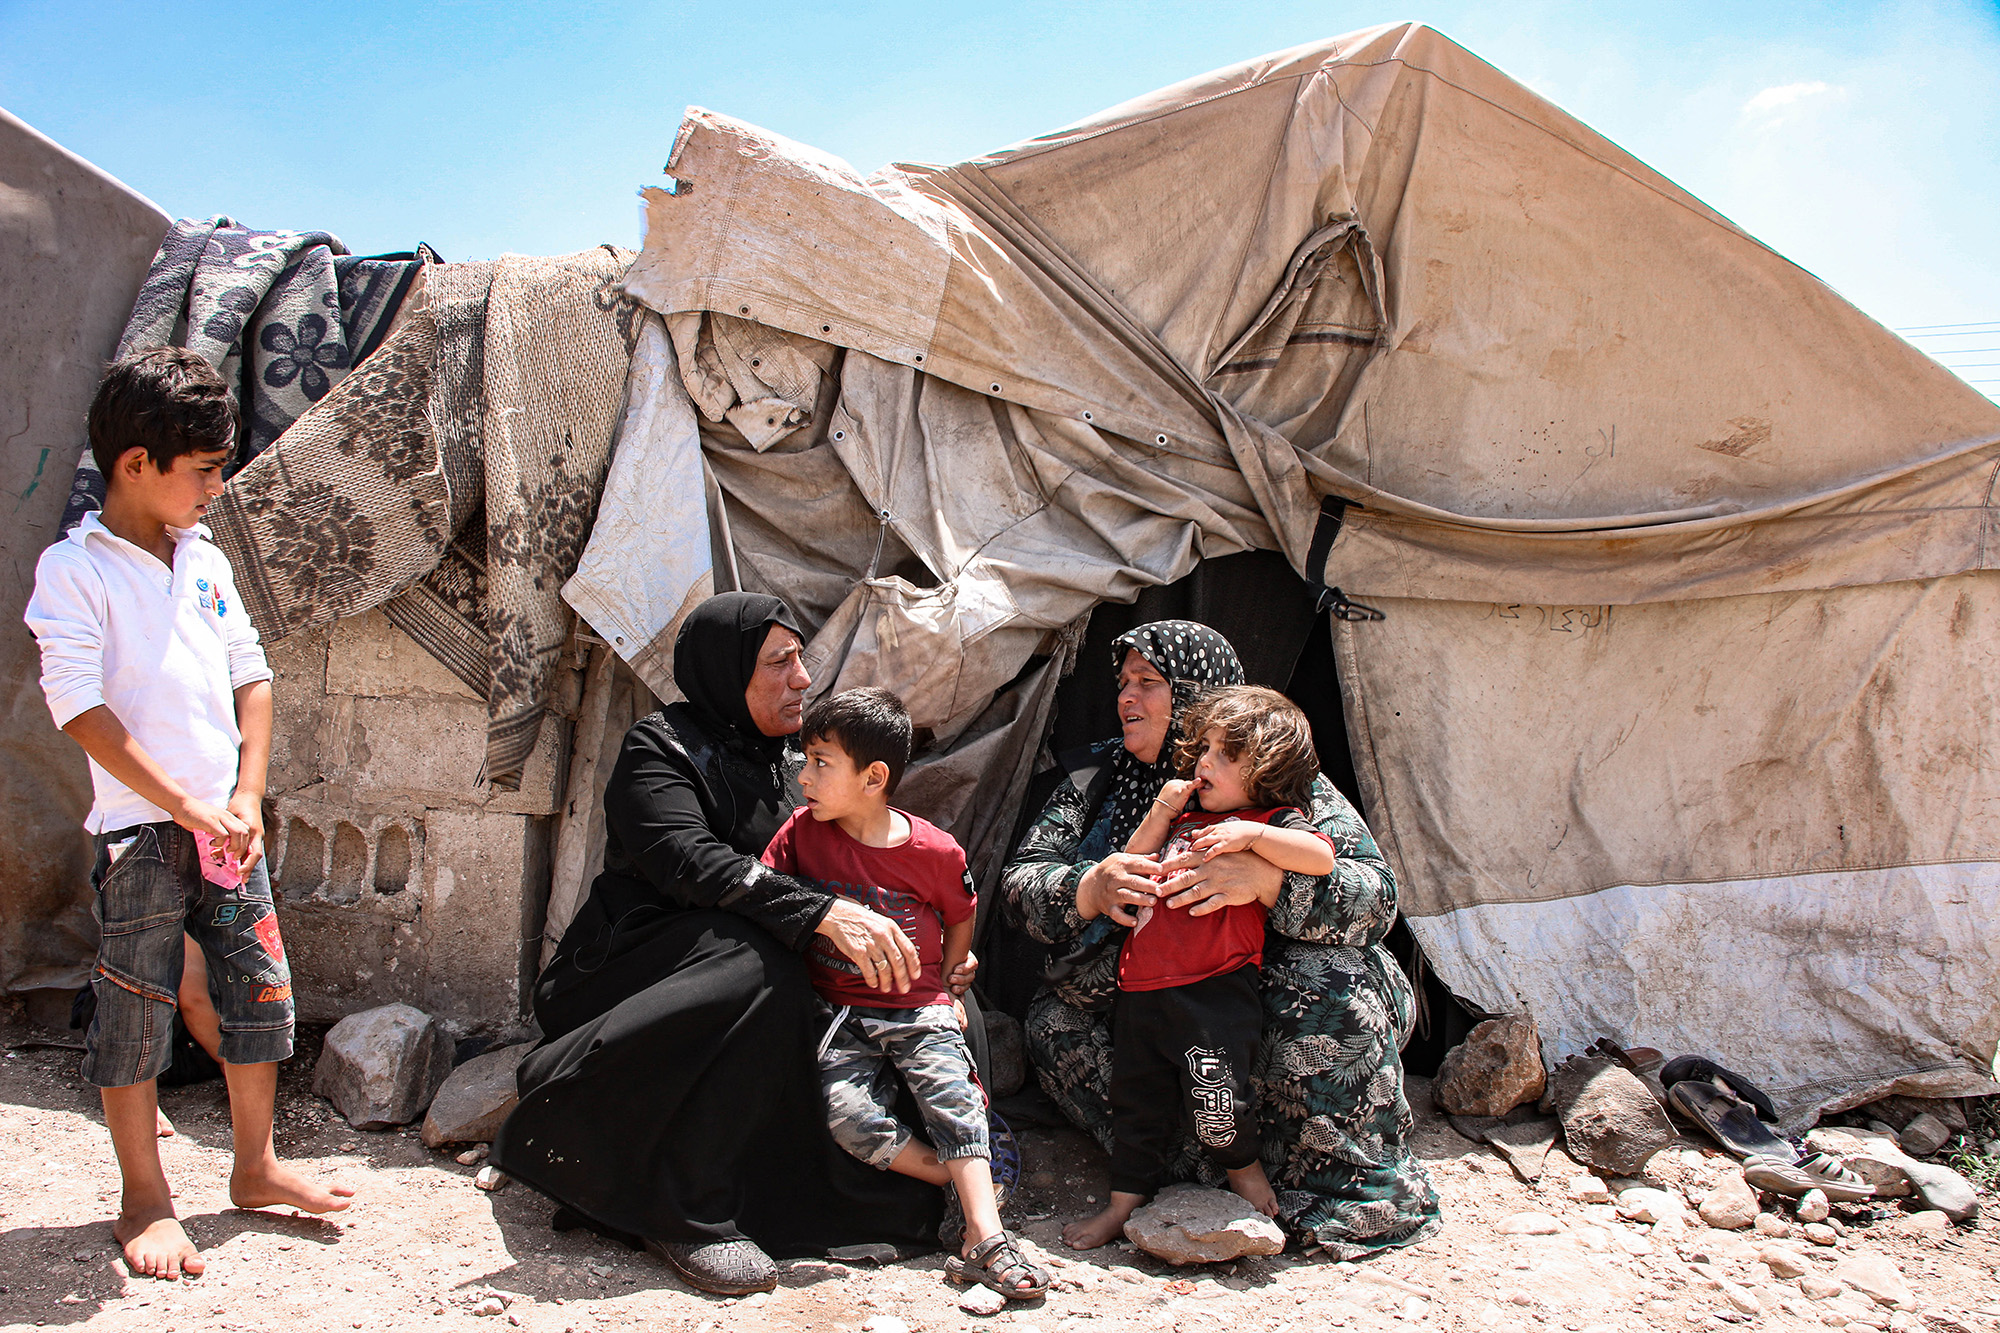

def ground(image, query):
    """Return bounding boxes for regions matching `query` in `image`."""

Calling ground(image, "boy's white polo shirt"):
[24,512,272,834]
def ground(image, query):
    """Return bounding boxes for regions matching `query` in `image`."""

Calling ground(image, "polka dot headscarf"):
[1099,620,1245,849]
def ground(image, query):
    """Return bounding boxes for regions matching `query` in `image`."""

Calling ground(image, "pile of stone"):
[311,1001,532,1154]
[1429,1014,1983,1224]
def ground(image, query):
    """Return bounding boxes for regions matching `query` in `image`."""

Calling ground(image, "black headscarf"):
[1099,620,1245,848]
[673,592,805,752]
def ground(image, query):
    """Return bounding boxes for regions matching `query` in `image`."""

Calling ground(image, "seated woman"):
[491,593,955,1295]
[1001,621,1440,1257]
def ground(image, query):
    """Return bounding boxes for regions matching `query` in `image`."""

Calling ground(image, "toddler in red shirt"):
[1063,686,1335,1250]
[763,688,1047,1300]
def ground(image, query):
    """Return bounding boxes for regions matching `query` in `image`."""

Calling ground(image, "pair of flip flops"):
[1663,1075,1875,1202]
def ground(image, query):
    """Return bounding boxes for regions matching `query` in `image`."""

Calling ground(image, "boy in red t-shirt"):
[763,688,1047,1300]
[1063,686,1335,1250]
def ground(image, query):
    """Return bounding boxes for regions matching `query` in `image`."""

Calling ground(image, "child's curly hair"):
[1174,685,1320,809]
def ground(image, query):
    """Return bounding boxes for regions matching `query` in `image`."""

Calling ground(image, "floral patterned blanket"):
[59,216,424,531]
[204,247,640,791]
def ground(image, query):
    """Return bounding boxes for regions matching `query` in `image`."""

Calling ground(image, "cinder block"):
[331,695,567,815]
[265,626,330,794]
[326,610,480,702]
[267,802,424,921]
[417,808,550,1023]
[281,901,428,1023]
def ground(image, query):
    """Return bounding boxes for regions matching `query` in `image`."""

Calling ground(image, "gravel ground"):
[2,1013,1995,1333]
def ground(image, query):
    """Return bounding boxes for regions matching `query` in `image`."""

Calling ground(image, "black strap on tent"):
[1306,496,1387,622]
[1306,495,1348,583]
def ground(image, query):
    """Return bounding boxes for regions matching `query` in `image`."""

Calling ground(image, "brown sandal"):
[945,1229,1050,1301]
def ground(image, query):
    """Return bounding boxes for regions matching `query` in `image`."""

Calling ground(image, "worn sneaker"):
[645,1238,778,1295]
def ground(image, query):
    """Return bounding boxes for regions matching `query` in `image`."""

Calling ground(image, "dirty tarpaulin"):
[547,307,1084,954]
[204,246,643,790]
[58,216,425,530]
[584,21,2000,1119]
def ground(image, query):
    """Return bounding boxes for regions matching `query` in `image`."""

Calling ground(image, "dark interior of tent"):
[982,549,1480,1077]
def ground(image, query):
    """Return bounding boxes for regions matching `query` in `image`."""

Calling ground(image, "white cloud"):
[1741,80,1842,123]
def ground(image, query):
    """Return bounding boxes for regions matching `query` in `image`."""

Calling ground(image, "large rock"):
[1862,1095,1968,1133]
[1123,1184,1285,1265]
[1800,1126,1977,1218]
[1830,1254,1915,1310]
[1615,1186,1687,1225]
[1902,1159,1981,1222]
[1805,1127,1914,1198]
[1896,1112,1951,1158]
[313,1003,455,1129]
[1758,1245,1808,1279]
[1697,1171,1761,1229]
[1433,1015,1546,1117]
[1456,1109,1562,1182]
[1544,1055,1674,1175]
[421,1042,532,1148]
[981,1008,1026,1100]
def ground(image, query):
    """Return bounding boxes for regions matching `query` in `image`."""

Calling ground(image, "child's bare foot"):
[1226,1162,1278,1217]
[115,1205,204,1279]
[155,1107,175,1137]
[1061,1190,1145,1250]
[230,1161,355,1214]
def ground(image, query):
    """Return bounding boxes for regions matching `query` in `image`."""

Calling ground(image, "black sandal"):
[945,1229,1050,1301]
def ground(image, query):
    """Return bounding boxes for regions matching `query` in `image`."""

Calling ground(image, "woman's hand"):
[1157,848,1286,917]
[814,897,920,993]
[1076,853,1166,926]
[946,951,979,997]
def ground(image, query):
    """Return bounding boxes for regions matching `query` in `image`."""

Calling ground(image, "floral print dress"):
[1002,740,1441,1256]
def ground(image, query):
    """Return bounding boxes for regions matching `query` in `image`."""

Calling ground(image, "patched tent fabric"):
[0,108,168,996]
[583,21,2000,1120]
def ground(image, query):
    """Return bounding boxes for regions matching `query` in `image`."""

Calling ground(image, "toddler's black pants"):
[1107,964,1261,1196]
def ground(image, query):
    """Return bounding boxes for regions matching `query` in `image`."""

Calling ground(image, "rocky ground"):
[1,1012,1995,1333]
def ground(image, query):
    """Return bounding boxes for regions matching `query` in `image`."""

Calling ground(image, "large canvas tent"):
[596,21,2000,1124]
[4,23,1996,1126]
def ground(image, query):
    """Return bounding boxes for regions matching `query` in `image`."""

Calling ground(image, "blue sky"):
[4,1,1997,392]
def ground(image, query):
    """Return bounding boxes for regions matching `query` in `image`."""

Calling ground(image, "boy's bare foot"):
[1226,1162,1278,1217]
[155,1107,176,1137]
[115,1205,204,1279]
[1061,1190,1145,1250]
[229,1161,355,1214]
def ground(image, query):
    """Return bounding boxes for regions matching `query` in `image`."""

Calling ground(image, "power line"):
[1897,320,2000,333]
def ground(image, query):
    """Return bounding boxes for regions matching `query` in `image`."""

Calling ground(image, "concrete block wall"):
[264,609,573,1037]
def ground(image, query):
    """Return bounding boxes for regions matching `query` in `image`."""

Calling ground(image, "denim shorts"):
[819,1002,989,1168]
[83,822,295,1088]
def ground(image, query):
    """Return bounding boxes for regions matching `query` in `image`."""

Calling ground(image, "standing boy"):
[26,347,353,1280]
[762,687,1048,1301]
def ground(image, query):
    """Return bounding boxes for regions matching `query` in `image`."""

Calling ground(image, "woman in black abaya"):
[491,593,941,1294]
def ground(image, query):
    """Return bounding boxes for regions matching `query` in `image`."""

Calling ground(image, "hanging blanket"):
[206,247,639,790]
[58,216,425,530]
[379,261,496,696]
